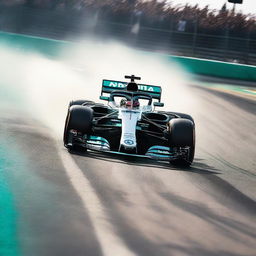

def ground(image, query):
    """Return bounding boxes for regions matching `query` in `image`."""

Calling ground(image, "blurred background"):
[0,3,256,256]
[0,0,255,65]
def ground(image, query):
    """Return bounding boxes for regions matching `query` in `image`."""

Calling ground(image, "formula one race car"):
[63,75,195,166]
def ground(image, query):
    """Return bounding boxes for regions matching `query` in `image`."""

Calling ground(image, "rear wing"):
[101,79,162,101]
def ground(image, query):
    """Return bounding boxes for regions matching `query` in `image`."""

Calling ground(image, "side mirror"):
[153,102,164,107]
[100,96,109,101]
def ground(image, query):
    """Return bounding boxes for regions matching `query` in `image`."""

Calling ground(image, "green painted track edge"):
[0,142,21,256]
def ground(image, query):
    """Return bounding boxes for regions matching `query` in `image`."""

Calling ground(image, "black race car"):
[64,75,195,166]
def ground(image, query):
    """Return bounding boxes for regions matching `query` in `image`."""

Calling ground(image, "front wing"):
[67,133,189,162]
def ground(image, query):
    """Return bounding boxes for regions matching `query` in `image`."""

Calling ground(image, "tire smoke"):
[0,39,193,137]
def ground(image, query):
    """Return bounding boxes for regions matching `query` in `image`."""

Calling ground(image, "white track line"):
[58,147,136,256]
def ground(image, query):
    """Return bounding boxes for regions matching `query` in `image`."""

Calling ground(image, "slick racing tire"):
[170,112,194,124]
[63,106,93,147]
[168,118,195,167]
[69,100,95,107]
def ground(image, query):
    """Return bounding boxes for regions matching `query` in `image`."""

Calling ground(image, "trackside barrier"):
[170,56,256,82]
[1,31,256,82]
[0,31,71,57]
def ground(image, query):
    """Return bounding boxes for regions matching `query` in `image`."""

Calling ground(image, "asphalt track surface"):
[1,83,256,256]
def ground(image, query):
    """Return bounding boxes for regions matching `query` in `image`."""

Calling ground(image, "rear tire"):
[63,106,93,147]
[168,118,195,167]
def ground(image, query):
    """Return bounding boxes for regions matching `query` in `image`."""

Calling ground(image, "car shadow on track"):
[68,148,220,175]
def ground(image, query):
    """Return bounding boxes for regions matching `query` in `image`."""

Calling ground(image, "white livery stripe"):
[58,146,136,256]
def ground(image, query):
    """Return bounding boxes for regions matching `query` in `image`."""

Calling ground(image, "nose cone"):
[123,139,136,147]
[120,138,137,153]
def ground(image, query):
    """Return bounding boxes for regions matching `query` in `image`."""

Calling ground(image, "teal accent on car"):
[147,150,171,155]
[97,123,142,130]
[87,136,110,144]
[102,80,162,93]
[146,153,170,158]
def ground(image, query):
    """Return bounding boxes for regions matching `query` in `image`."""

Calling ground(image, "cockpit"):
[109,91,153,111]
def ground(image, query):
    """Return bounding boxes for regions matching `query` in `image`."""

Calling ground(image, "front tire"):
[168,118,195,167]
[63,106,93,148]
[69,100,95,107]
